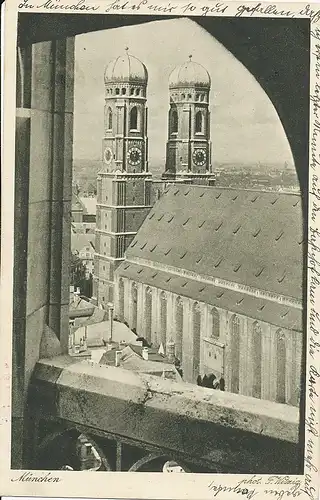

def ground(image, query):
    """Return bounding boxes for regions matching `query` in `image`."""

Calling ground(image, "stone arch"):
[230,314,240,394]
[251,321,262,399]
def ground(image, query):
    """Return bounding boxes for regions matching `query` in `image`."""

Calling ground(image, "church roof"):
[116,185,304,330]
[169,58,211,88]
[104,51,148,84]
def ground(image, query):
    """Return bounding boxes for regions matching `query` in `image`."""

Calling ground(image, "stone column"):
[48,38,75,354]
[12,37,75,468]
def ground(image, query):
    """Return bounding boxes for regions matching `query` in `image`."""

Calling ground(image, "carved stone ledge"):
[28,355,300,473]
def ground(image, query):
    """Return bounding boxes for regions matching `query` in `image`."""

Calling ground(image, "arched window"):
[276,329,286,403]
[130,106,138,130]
[195,111,203,133]
[130,88,135,95]
[230,314,240,394]
[252,322,262,398]
[145,287,152,343]
[211,308,220,338]
[115,88,120,95]
[181,93,185,100]
[118,279,124,321]
[122,87,126,95]
[192,302,201,380]
[160,291,167,348]
[107,107,112,130]
[131,282,138,332]
[175,297,183,362]
[135,88,140,96]
[171,109,178,134]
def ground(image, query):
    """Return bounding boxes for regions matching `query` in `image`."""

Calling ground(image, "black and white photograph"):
[1,2,319,497]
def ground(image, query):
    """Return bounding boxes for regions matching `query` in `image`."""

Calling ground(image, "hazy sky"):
[73,18,294,168]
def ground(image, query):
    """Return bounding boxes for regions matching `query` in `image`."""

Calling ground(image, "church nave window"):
[118,279,124,321]
[192,302,201,380]
[175,297,183,363]
[252,322,262,399]
[131,282,138,332]
[230,314,240,394]
[144,287,152,343]
[211,308,220,338]
[276,329,286,403]
[160,291,167,348]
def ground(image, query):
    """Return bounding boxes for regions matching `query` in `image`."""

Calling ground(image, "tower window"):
[107,107,112,130]
[115,88,120,95]
[188,93,192,100]
[195,111,203,133]
[181,93,185,100]
[135,88,140,96]
[130,106,138,130]
[170,109,178,134]
[122,87,126,95]
[195,94,199,101]
[130,88,135,95]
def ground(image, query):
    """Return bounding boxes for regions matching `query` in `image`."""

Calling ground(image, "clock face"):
[127,147,142,166]
[104,147,112,164]
[193,148,207,167]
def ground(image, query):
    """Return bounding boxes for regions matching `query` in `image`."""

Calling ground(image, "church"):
[93,50,303,407]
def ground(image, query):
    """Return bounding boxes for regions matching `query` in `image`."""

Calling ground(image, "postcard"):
[0,0,319,498]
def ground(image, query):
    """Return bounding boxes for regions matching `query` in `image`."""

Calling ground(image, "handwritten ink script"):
[16,0,320,22]
[303,26,320,500]
[208,476,304,500]
[11,471,62,483]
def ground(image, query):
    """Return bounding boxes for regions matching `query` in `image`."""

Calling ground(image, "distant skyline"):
[73,18,295,170]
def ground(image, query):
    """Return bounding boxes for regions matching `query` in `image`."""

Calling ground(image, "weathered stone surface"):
[29,355,300,473]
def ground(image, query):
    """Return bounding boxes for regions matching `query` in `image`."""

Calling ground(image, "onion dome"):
[169,55,210,89]
[104,48,148,84]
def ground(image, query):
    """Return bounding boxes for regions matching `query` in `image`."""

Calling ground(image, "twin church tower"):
[93,49,215,305]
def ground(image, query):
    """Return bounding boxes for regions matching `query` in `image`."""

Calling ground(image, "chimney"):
[166,339,175,363]
[142,347,149,361]
[115,350,121,367]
